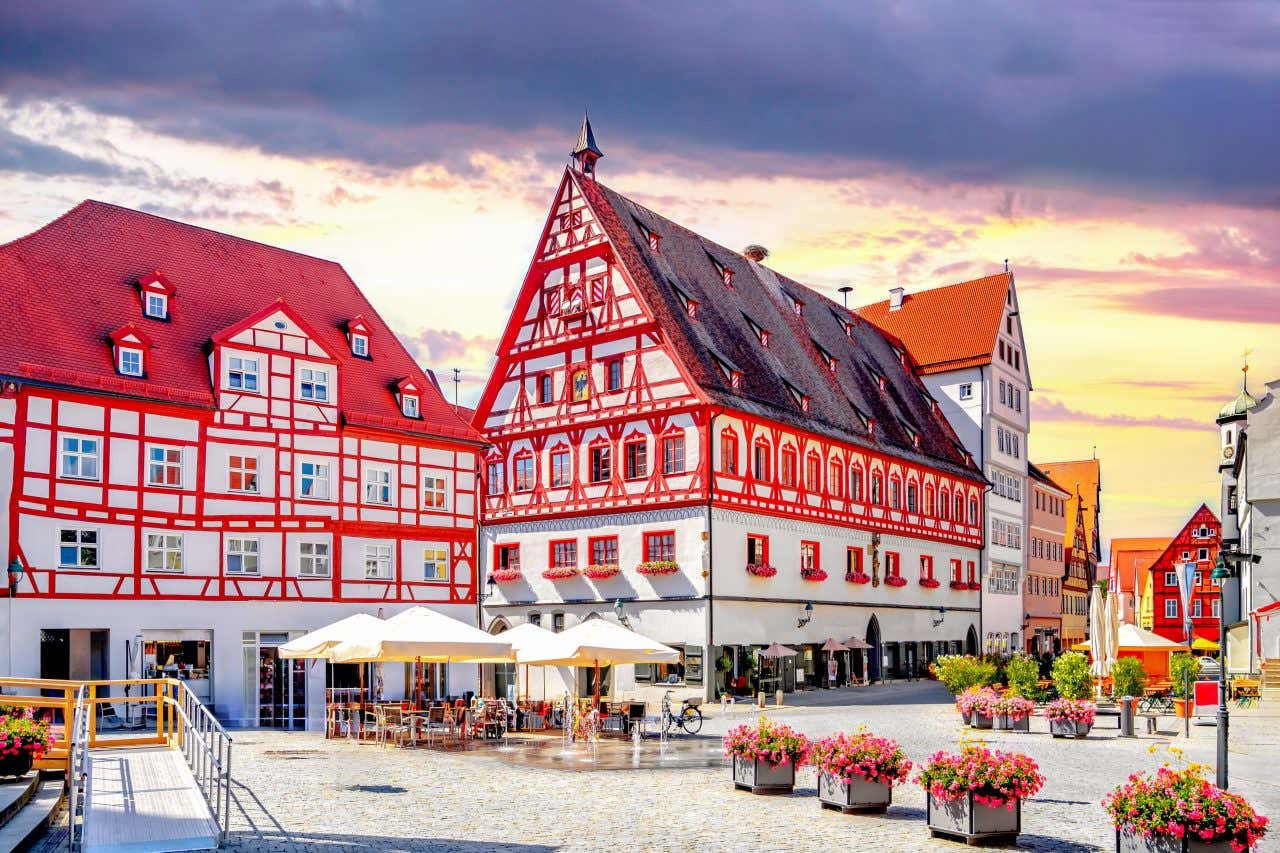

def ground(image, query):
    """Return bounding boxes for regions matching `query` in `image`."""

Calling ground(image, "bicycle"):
[661,690,704,735]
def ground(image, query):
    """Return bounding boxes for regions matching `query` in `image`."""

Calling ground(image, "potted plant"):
[636,560,680,576]
[918,745,1045,844]
[1104,765,1269,852]
[723,716,810,795]
[582,563,620,580]
[931,655,998,696]
[1169,653,1201,719]
[969,688,1000,729]
[955,686,997,726]
[1005,653,1042,701]
[1111,657,1148,702]
[0,709,54,778]
[1051,650,1094,700]
[918,577,941,588]
[811,729,911,814]
[1045,698,1096,738]
[884,575,908,587]
[991,694,1034,732]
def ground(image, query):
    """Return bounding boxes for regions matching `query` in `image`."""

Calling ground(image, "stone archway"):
[965,624,979,656]
[866,615,883,684]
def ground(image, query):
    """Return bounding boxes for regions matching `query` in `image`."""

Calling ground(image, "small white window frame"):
[226,537,260,575]
[298,541,331,577]
[146,444,183,488]
[297,460,331,500]
[364,466,393,505]
[422,547,449,582]
[144,292,168,319]
[299,368,330,402]
[58,527,100,569]
[118,347,144,377]
[145,533,184,574]
[364,543,393,580]
[59,435,101,481]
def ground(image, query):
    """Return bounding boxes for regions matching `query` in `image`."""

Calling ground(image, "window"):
[959,383,973,400]
[906,483,918,513]
[800,541,818,571]
[644,531,676,563]
[1000,379,1007,404]
[60,436,100,480]
[885,551,901,578]
[805,454,821,492]
[829,461,843,498]
[496,544,520,573]
[146,446,182,488]
[1198,548,1209,561]
[299,542,330,577]
[551,450,571,487]
[58,528,99,569]
[625,440,648,480]
[552,613,565,633]
[590,536,619,566]
[969,499,978,525]
[589,444,612,482]
[299,461,330,499]
[950,558,962,583]
[226,537,260,575]
[402,395,419,418]
[227,356,259,392]
[144,292,168,319]
[955,494,965,522]
[747,534,769,566]
[889,477,901,508]
[423,548,448,581]
[1165,571,1177,586]
[967,561,977,584]
[229,455,259,494]
[753,442,770,480]
[300,368,329,402]
[119,348,144,377]
[364,466,392,504]
[847,547,864,576]
[662,435,685,474]
[571,368,590,402]
[720,433,738,475]
[486,461,505,495]
[1212,598,1221,618]
[850,468,863,501]
[514,455,534,492]
[781,448,797,488]
[920,555,934,580]
[871,472,883,504]
[607,359,623,391]
[1192,599,1202,618]
[422,475,448,510]
[1164,599,1178,619]
[551,540,577,569]
[539,374,553,404]
[351,334,369,357]
[145,533,183,573]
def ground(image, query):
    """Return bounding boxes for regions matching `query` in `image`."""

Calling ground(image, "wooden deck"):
[84,746,220,853]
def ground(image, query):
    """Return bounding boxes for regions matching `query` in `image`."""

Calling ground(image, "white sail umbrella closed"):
[1088,585,1109,681]
[1105,587,1122,677]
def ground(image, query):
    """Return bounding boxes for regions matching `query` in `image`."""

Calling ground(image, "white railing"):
[67,684,89,852]
[169,679,234,844]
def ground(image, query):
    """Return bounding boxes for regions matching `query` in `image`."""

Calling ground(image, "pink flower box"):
[746,563,777,578]
[636,561,679,576]
[541,566,580,581]
[885,575,908,588]
[582,564,621,580]
[919,577,941,589]
[801,567,828,582]
[846,572,871,585]
[490,568,523,584]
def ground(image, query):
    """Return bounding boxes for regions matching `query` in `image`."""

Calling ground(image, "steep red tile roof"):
[1109,537,1172,598]
[857,273,1012,375]
[577,177,980,482]
[0,200,482,444]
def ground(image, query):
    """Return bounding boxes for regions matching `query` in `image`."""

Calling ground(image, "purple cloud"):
[1034,397,1207,432]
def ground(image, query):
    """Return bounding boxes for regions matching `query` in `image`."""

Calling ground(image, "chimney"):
[743,244,769,262]
[889,286,904,311]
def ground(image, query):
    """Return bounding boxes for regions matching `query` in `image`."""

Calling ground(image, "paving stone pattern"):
[35,681,1280,852]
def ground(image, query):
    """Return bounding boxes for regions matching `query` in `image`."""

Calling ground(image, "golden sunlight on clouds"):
[2,98,1277,547]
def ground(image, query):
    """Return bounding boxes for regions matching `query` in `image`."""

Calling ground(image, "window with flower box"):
[747,534,769,567]
[846,547,866,580]
[550,540,578,569]
[590,536,619,567]
[884,551,904,585]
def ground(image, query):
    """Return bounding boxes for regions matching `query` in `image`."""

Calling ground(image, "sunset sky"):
[1,3,1277,554]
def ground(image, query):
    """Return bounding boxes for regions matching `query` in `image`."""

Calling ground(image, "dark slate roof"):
[577,177,980,482]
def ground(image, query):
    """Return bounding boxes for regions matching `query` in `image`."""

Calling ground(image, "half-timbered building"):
[476,119,986,704]
[0,201,485,726]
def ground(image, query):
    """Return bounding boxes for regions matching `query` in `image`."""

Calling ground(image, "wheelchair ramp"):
[84,746,220,853]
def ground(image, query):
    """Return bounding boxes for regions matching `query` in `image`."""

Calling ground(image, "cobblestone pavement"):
[35,681,1280,852]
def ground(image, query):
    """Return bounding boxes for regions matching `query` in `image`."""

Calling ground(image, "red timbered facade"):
[476,119,987,703]
[0,201,484,726]
[1150,505,1222,644]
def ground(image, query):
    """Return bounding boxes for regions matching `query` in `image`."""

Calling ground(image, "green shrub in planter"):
[1110,656,1147,699]
[1051,651,1093,700]
[1005,654,1041,700]
[1169,653,1201,699]
[930,655,998,695]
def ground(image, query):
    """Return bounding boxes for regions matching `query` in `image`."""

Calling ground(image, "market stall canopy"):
[278,613,383,660]
[841,637,873,650]
[1073,624,1185,652]
[820,638,851,652]
[330,606,514,663]
[758,643,799,658]
[1191,637,1220,652]
[517,618,679,667]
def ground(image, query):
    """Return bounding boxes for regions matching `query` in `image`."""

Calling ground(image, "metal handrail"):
[165,679,233,844]
[67,684,89,852]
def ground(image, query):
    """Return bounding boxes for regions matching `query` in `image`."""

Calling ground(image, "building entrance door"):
[257,635,306,729]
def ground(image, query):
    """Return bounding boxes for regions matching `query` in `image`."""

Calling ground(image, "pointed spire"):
[571,113,603,178]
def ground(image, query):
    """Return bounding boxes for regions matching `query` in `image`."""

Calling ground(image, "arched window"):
[720,430,739,475]
[780,447,797,487]
[954,494,964,521]
[890,476,902,509]
[850,466,863,502]
[939,488,950,520]
[924,486,935,516]
[906,481,918,513]
[969,497,979,525]
[829,460,843,498]
[871,472,883,505]
[805,452,821,492]
[752,439,771,480]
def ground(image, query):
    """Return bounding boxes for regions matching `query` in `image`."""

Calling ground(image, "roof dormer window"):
[403,395,420,418]
[395,378,422,419]
[345,316,372,359]
[709,255,734,289]
[108,324,153,379]
[137,271,174,320]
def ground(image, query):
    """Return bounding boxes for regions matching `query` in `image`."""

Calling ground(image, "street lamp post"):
[1210,554,1231,789]
[6,558,24,685]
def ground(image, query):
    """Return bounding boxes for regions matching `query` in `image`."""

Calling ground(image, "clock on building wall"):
[1223,446,1234,459]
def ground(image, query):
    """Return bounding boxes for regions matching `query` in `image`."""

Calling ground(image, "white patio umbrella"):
[330,606,515,664]
[498,622,559,700]
[518,618,678,706]
[278,613,383,659]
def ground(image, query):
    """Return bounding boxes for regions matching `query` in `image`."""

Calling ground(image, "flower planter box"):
[1049,719,1092,739]
[817,772,891,814]
[0,752,33,779]
[993,713,1031,732]
[927,792,1021,844]
[960,710,972,726]
[731,755,795,795]
[1116,826,1236,853]
[971,712,993,729]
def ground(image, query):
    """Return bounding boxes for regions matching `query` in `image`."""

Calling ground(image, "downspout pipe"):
[706,406,725,702]
[977,364,987,649]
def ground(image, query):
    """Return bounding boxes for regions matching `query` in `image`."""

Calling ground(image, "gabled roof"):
[0,200,481,443]
[1149,504,1220,570]
[1109,536,1172,598]
[857,272,1012,375]
[576,176,979,481]
[1039,458,1102,554]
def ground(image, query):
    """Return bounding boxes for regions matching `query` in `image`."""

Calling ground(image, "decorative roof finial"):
[1243,346,1253,392]
[571,113,603,178]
